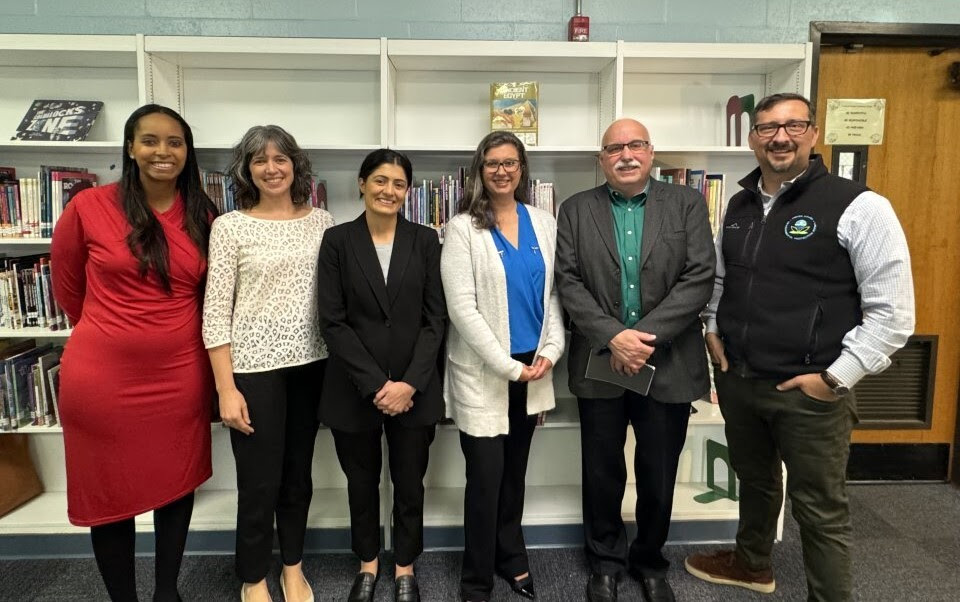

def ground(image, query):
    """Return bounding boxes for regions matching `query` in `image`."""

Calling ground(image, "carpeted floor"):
[2,483,959,601]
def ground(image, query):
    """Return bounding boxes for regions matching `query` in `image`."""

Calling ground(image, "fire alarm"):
[568,0,589,42]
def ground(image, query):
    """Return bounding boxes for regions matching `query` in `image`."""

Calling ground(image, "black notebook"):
[585,348,655,396]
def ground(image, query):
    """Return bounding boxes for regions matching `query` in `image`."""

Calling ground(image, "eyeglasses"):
[600,139,651,156]
[751,120,813,138]
[482,159,522,173]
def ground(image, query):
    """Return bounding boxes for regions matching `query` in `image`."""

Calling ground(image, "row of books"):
[0,254,70,331]
[652,166,726,236]
[0,339,63,431]
[528,179,556,216]
[200,170,330,215]
[2,162,554,240]
[0,166,99,239]
[403,168,467,236]
[402,168,559,240]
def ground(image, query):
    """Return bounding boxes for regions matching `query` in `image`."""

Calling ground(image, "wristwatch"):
[820,370,850,398]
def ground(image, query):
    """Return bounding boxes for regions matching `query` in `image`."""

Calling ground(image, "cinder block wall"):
[1,0,958,42]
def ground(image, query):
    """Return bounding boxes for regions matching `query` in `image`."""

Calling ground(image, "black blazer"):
[317,213,446,431]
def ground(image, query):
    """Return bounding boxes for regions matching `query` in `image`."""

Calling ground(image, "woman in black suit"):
[317,149,446,602]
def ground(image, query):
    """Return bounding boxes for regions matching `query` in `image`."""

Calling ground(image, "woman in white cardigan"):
[441,131,565,602]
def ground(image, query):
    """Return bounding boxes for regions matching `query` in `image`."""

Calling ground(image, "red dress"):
[51,183,213,527]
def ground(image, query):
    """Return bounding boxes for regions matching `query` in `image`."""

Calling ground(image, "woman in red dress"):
[51,104,218,602]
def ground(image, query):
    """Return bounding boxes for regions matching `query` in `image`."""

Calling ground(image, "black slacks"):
[230,359,326,583]
[577,391,691,578]
[458,350,539,601]
[331,419,436,567]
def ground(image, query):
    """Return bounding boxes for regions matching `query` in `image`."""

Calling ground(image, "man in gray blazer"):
[555,118,715,602]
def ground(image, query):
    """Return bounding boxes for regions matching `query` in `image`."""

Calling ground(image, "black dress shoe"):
[347,572,378,602]
[639,576,675,602]
[586,573,618,602]
[508,574,536,599]
[395,574,420,602]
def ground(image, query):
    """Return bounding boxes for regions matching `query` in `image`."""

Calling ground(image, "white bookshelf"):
[0,34,806,550]
[0,327,71,338]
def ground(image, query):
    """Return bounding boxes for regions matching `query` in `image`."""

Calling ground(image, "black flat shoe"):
[347,572,378,602]
[639,576,675,602]
[586,573,618,602]
[394,574,420,602]
[509,574,536,599]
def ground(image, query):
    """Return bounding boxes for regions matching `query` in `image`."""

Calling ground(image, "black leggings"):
[89,491,195,602]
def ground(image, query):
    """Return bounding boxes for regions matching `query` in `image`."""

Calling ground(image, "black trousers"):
[90,491,195,602]
[331,419,436,567]
[578,392,691,578]
[458,350,538,600]
[230,359,326,583]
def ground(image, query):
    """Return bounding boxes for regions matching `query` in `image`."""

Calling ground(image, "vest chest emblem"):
[785,215,817,240]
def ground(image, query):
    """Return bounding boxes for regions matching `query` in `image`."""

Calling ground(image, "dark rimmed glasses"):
[600,139,652,156]
[482,159,522,173]
[752,120,813,138]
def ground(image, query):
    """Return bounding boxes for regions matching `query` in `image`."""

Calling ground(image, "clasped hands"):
[374,380,416,416]
[608,329,656,376]
[517,356,554,382]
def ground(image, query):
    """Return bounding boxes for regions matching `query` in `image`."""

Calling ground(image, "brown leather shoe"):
[684,550,775,594]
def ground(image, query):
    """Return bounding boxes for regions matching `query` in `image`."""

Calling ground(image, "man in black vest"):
[684,93,914,602]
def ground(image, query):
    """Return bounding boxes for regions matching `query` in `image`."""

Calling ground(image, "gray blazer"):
[555,181,716,402]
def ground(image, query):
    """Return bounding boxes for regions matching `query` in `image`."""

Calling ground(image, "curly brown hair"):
[228,125,314,209]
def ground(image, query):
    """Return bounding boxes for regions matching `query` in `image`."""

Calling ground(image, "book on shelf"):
[0,255,70,332]
[659,168,687,186]
[687,169,707,198]
[0,166,98,239]
[50,169,98,236]
[0,339,63,431]
[529,179,556,216]
[12,100,104,142]
[491,82,539,146]
[0,167,15,181]
[0,339,38,431]
[656,166,726,238]
[312,178,327,211]
[200,170,232,214]
[704,173,726,236]
[402,168,557,238]
[405,169,466,239]
[46,364,61,426]
[35,350,61,427]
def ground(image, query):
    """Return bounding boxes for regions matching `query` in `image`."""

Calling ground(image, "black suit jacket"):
[555,181,716,402]
[317,213,446,431]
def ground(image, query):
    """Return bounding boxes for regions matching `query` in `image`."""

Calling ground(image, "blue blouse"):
[491,203,545,355]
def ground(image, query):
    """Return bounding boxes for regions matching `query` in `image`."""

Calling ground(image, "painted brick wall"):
[0,0,958,42]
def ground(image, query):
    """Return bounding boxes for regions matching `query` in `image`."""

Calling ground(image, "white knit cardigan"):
[440,206,566,437]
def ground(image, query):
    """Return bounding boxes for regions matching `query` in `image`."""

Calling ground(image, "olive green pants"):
[715,369,857,602]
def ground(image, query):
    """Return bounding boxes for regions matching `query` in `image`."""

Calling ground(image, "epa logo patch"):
[785,215,816,240]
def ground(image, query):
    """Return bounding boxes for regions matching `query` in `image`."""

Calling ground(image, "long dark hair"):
[357,148,413,198]
[228,125,314,209]
[121,104,217,295]
[459,131,530,230]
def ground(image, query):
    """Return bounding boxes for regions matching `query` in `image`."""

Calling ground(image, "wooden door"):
[817,46,960,473]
